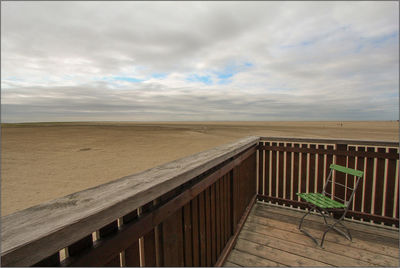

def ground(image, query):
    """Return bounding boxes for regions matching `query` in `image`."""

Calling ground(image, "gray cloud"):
[1,1,398,122]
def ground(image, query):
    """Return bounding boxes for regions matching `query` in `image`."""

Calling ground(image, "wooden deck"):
[224,202,399,267]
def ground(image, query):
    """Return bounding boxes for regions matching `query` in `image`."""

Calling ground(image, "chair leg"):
[299,207,352,248]
[299,207,320,246]
[320,212,351,247]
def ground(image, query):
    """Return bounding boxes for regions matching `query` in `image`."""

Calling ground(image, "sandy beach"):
[1,121,398,216]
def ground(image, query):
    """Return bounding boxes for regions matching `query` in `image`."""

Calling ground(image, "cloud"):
[1,1,398,122]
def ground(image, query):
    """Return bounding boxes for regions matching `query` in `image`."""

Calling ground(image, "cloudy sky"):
[1,1,399,122]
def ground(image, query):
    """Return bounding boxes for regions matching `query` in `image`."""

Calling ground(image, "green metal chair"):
[297,164,364,247]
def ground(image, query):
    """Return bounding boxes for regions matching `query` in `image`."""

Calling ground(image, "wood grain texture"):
[225,202,399,267]
[244,216,398,266]
[210,183,216,265]
[205,187,212,267]
[98,221,120,267]
[385,148,397,218]
[1,136,259,267]
[162,209,184,267]
[300,144,308,194]
[271,142,277,198]
[252,203,399,250]
[191,197,199,267]
[199,192,206,267]
[183,203,193,267]
[316,144,325,193]
[278,143,284,198]
[374,147,386,216]
[263,142,270,197]
[292,144,300,202]
[285,143,292,200]
[258,142,264,195]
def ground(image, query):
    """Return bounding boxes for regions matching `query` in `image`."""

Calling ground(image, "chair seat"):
[297,193,346,209]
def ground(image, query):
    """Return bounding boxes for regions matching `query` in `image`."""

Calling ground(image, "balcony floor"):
[224,202,399,267]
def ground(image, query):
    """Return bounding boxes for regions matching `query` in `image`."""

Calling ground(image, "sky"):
[1,1,399,122]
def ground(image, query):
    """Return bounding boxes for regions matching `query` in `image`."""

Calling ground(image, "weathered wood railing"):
[1,136,259,267]
[257,137,399,227]
[2,136,398,267]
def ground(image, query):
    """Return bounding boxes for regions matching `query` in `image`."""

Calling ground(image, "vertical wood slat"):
[278,143,284,198]
[191,197,199,267]
[99,221,121,267]
[230,170,236,232]
[156,188,180,267]
[395,170,399,220]
[224,174,229,244]
[264,142,270,197]
[308,144,316,193]
[300,144,308,193]
[354,146,366,218]
[271,142,277,197]
[205,187,212,267]
[285,143,292,200]
[385,148,397,218]
[155,222,164,267]
[122,210,140,267]
[162,209,184,267]
[215,179,221,257]
[326,145,334,196]
[124,240,140,267]
[226,172,232,239]
[334,144,347,202]
[199,192,206,267]
[293,143,300,202]
[210,183,216,265]
[347,146,356,209]
[140,202,157,267]
[317,144,325,193]
[364,147,375,216]
[221,175,226,246]
[183,203,193,267]
[142,229,156,267]
[374,147,386,216]
[250,152,257,201]
[258,142,264,195]
[222,174,227,245]
[219,176,225,253]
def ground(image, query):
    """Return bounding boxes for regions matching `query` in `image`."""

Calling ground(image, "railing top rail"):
[259,136,399,147]
[1,136,259,264]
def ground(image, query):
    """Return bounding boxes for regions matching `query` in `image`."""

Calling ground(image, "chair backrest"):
[322,164,364,208]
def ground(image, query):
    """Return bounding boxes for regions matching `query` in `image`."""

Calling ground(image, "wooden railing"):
[2,136,398,267]
[1,136,259,267]
[257,137,399,227]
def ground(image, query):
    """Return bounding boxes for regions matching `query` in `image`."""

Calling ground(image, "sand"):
[1,121,398,216]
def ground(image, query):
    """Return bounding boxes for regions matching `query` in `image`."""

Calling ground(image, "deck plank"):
[234,238,329,266]
[223,202,399,267]
[226,249,281,267]
[255,202,399,240]
[247,213,399,257]
[253,204,399,247]
[223,260,241,267]
[240,229,374,266]
[244,217,399,266]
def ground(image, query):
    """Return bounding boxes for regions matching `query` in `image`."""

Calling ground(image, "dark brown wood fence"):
[1,137,259,267]
[257,137,399,227]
